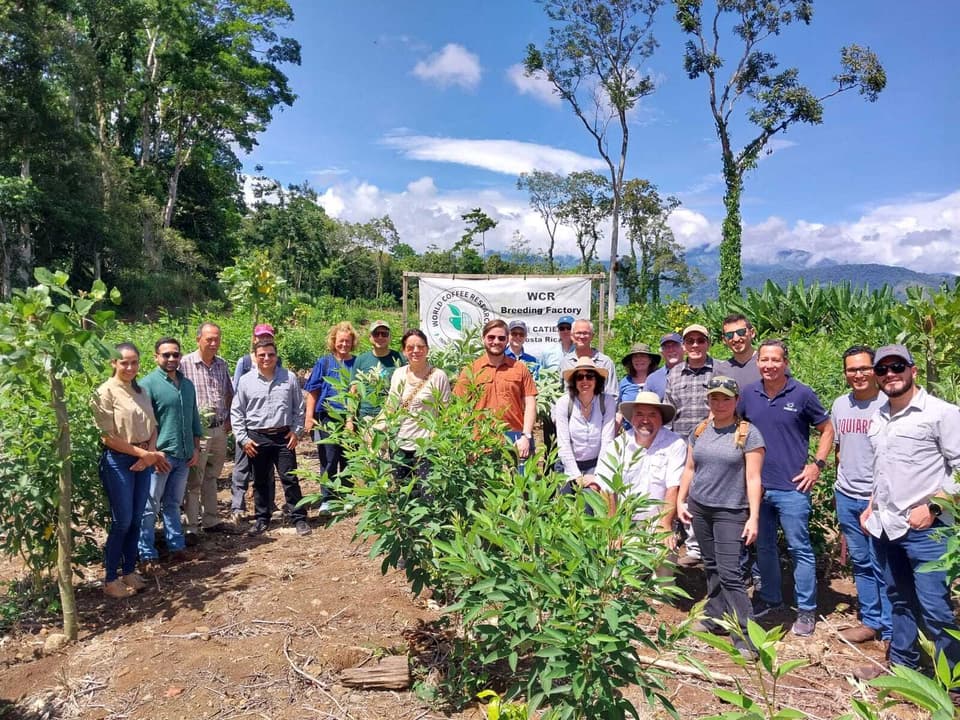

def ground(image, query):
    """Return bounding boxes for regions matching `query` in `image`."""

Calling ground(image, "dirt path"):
[0,451,917,719]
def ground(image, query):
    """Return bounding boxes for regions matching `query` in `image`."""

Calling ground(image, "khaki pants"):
[183,424,228,532]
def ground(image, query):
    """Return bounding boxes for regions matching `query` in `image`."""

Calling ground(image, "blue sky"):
[245,0,960,275]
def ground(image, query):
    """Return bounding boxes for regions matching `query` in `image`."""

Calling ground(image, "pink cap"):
[253,323,275,337]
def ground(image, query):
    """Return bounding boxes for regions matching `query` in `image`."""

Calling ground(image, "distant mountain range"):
[551,246,957,305]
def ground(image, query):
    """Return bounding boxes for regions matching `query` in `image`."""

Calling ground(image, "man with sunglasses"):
[855,345,960,680]
[737,338,833,636]
[138,337,204,568]
[830,346,891,645]
[351,321,406,420]
[454,318,538,469]
[715,314,761,388]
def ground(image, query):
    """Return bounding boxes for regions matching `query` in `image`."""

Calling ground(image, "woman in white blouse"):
[553,356,618,481]
[384,328,451,481]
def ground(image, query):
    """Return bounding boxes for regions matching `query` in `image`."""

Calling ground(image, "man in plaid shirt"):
[180,322,233,539]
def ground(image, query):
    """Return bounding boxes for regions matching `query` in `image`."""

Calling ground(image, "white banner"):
[419,276,593,352]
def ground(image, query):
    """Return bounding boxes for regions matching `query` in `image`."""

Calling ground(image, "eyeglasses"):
[557,325,572,331]
[160,352,181,359]
[874,361,909,376]
[405,344,428,352]
[723,328,748,340]
[256,352,277,359]
[684,336,708,346]
[574,372,597,381]
[372,330,390,338]
[844,366,874,376]
[706,377,739,393]
[572,331,592,337]
[485,334,507,342]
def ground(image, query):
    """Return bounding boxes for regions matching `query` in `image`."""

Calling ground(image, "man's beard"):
[882,374,914,398]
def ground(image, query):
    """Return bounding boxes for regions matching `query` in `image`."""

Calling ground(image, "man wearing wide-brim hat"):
[592,391,686,575]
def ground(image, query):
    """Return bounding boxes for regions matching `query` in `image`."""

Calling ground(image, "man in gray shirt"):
[231,340,310,538]
[714,313,761,389]
[831,345,890,644]
[856,344,960,680]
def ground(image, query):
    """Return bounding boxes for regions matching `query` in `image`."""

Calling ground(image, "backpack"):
[694,415,751,449]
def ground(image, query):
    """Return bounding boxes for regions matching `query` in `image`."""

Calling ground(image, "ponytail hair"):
[114,342,143,394]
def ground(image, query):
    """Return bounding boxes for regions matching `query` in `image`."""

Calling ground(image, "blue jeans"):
[873,523,960,670]
[836,491,892,638]
[100,450,152,582]
[505,431,536,475]
[756,489,817,611]
[138,456,190,560]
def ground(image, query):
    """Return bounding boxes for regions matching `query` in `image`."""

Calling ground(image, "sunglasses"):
[485,334,507,342]
[160,352,181,359]
[723,328,749,340]
[874,361,909,376]
[684,337,708,346]
[372,330,390,338]
[557,324,572,331]
[256,352,277,359]
[574,372,597,381]
[706,377,739,393]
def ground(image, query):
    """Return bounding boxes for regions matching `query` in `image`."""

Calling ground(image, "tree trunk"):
[162,162,185,229]
[14,159,33,289]
[50,372,78,642]
[718,153,744,303]
[0,217,11,300]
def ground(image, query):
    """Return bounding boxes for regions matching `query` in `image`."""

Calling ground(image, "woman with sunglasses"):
[617,342,662,430]
[305,321,358,512]
[91,343,169,598]
[676,375,764,654]
[554,356,617,481]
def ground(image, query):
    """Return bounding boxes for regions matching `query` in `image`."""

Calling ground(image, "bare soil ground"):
[0,448,923,720]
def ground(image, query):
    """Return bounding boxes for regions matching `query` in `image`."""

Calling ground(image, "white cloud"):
[381,132,607,176]
[666,190,960,274]
[412,43,482,89]
[506,63,561,106]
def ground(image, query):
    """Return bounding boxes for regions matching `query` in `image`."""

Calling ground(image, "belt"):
[253,425,290,434]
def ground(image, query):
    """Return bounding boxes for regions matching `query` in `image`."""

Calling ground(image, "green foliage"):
[218,248,291,324]
[478,690,528,720]
[0,579,61,634]
[867,653,960,720]
[892,281,960,399]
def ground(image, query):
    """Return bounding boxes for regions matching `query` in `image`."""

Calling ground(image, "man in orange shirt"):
[454,318,538,470]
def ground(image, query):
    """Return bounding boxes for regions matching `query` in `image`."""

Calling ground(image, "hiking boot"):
[295,520,312,537]
[840,623,879,644]
[853,662,888,681]
[184,532,200,547]
[121,572,147,592]
[103,579,136,599]
[169,547,204,563]
[751,598,785,618]
[203,522,229,533]
[247,519,269,536]
[791,610,817,637]
[677,552,702,568]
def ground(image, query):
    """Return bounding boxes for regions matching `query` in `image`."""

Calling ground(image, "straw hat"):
[561,355,609,381]
[618,391,676,424]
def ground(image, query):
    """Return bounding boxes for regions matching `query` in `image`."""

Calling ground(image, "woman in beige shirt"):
[91,343,169,598]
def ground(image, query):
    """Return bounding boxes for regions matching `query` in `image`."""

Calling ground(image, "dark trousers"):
[231,444,250,512]
[874,523,960,670]
[248,429,305,523]
[691,499,754,645]
[315,419,349,502]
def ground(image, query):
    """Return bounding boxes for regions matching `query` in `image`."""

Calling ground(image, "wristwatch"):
[928,501,943,517]
[813,458,826,470]
[521,432,533,440]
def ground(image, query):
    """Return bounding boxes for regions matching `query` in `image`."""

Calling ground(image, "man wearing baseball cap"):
[645,332,684,401]
[351,321,406,419]
[505,320,541,379]
[854,344,960,680]
[539,315,576,372]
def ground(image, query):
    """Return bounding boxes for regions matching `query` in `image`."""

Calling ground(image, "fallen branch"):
[283,635,353,720]
[636,654,736,684]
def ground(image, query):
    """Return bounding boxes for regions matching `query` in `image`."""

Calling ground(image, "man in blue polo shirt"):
[737,338,834,637]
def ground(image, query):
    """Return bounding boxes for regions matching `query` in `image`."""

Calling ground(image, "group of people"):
[92,312,959,684]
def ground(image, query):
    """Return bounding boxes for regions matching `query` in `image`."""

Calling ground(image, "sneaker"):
[247,519,269,536]
[295,520,312,537]
[677,553,702,568]
[791,610,817,637]
[121,572,147,591]
[852,662,888,681]
[103,579,136,599]
[840,623,879,644]
[316,501,333,516]
[751,598,785,618]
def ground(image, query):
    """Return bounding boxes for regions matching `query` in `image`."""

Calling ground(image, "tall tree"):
[619,179,698,303]
[675,0,885,302]
[354,215,400,301]
[558,171,611,272]
[525,0,663,318]
[517,170,567,272]
[460,208,498,257]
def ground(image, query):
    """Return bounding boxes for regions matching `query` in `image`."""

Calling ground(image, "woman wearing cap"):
[676,375,764,652]
[554,356,617,481]
[91,343,169,598]
[305,321,358,511]
[617,343,661,430]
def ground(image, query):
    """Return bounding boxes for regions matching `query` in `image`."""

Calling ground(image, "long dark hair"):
[114,342,142,394]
